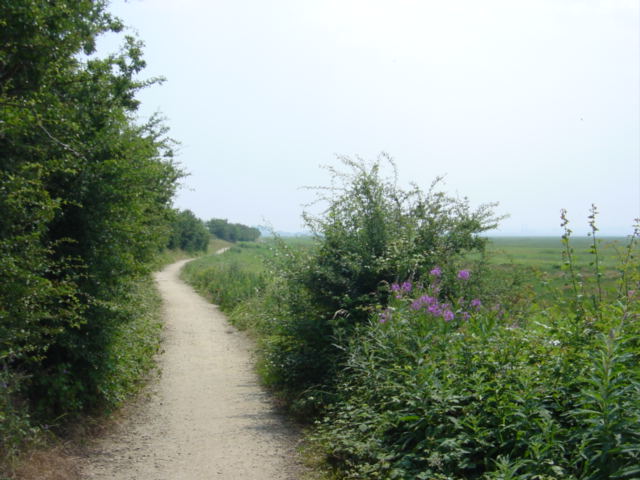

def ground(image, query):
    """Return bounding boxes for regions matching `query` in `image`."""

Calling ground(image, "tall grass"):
[181,242,274,314]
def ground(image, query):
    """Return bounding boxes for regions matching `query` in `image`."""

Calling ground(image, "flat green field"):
[485,236,632,270]
[271,235,635,272]
[184,235,636,309]
[195,235,635,276]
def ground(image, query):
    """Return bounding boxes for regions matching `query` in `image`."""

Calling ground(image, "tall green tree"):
[168,209,210,252]
[1,0,181,415]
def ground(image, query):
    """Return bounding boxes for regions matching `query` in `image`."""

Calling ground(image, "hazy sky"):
[99,0,639,235]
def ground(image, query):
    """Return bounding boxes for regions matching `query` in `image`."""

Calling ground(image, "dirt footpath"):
[79,258,305,480]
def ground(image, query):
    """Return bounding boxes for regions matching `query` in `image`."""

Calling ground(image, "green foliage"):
[206,218,261,242]
[0,366,39,470]
[90,275,163,407]
[1,0,181,465]
[569,328,640,479]
[310,217,640,479]
[0,274,164,473]
[258,154,501,401]
[167,209,209,252]
[303,155,499,316]
[0,0,121,98]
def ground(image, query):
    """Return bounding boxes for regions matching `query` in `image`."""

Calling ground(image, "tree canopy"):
[168,209,210,252]
[1,0,182,417]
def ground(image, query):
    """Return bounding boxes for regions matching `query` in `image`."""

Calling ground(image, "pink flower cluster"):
[385,267,481,324]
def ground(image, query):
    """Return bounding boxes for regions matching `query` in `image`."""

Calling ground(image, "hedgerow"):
[1,1,180,469]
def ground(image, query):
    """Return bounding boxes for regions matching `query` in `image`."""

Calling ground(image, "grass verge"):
[181,241,273,316]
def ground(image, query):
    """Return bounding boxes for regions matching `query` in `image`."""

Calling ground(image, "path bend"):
[80,258,304,480]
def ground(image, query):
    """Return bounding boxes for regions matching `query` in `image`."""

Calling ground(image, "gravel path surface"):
[80,258,305,479]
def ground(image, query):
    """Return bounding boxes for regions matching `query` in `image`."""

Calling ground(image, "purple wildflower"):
[457,269,470,280]
[430,266,442,277]
[420,295,435,305]
[470,298,482,310]
[443,310,455,322]
[401,281,413,293]
[461,311,471,320]
[379,310,392,323]
[390,283,404,299]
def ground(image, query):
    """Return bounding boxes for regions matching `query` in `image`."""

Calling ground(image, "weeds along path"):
[80,257,304,480]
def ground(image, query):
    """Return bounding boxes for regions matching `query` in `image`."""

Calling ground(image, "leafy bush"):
[0,367,39,469]
[258,155,502,403]
[91,276,163,407]
[0,274,164,473]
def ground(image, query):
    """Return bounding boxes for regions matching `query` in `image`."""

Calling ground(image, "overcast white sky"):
[100,0,639,235]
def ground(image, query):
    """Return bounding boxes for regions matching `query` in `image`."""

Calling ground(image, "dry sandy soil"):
[79,258,307,480]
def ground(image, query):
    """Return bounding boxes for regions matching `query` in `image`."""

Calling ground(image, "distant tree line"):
[164,212,261,252]
[206,218,261,242]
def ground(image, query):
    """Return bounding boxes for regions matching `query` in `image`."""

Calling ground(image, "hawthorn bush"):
[258,155,502,409]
